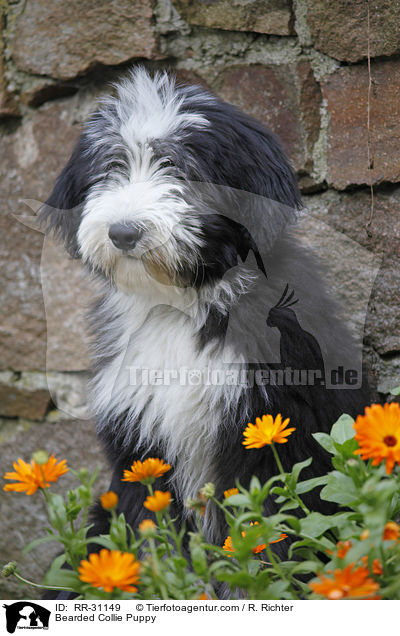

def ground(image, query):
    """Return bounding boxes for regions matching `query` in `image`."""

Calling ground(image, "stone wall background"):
[1,0,399,598]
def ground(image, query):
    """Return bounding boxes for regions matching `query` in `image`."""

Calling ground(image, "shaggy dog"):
[40,68,369,559]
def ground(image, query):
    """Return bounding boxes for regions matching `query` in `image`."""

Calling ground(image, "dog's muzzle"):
[108,223,143,250]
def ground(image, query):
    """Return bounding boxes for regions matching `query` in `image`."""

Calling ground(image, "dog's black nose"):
[108,224,143,250]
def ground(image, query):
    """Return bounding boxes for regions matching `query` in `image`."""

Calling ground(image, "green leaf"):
[23,534,57,555]
[289,535,335,554]
[320,472,359,505]
[43,568,79,590]
[88,465,100,486]
[295,475,328,495]
[190,542,208,577]
[85,535,116,550]
[300,512,337,537]
[312,432,336,454]
[291,560,320,575]
[271,486,290,498]
[46,492,68,531]
[263,580,289,599]
[259,475,286,501]
[287,457,313,490]
[284,516,301,533]
[248,559,261,576]
[333,437,359,458]
[390,386,400,396]
[277,500,301,512]
[330,414,355,444]
[224,494,251,507]
[249,475,262,492]
[217,571,254,587]
[300,511,352,537]
[208,561,236,576]
[42,553,79,590]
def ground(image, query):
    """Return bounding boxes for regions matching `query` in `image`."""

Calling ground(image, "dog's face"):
[77,162,204,292]
[40,68,301,295]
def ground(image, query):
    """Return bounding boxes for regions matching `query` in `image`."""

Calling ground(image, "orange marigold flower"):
[269,533,289,544]
[223,535,235,554]
[143,490,171,512]
[100,491,118,510]
[353,403,400,474]
[336,540,352,559]
[360,529,370,541]
[361,556,383,576]
[223,524,288,556]
[327,540,352,558]
[383,521,400,541]
[242,414,295,449]
[224,488,239,499]
[122,458,171,484]
[78,549,140,593]
[309,563,380,599]
[139,519,156,533]
[372,559,383,576]
[3,455,68,495]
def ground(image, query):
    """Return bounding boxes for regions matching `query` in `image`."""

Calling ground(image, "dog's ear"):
[38,133,97,258]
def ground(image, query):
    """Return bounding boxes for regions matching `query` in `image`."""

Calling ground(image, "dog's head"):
[40,68,301,295]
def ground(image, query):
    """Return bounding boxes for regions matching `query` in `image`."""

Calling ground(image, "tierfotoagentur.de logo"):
[2,603,50,633]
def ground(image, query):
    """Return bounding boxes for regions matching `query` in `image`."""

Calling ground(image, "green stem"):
[40,486,50,505]
[40,487,80,570]
[146,482,172,557]
[264,543,299,600]
[211,495,237,523]
[148,538,169,600]
[165,515,183,557]
[271,443,310,514]
[271,443,285,476]
[379,545,388,577]
[159,517,172,557]
[13,571,74,593]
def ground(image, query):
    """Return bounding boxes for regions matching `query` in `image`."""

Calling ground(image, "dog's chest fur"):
[92,286,245,501]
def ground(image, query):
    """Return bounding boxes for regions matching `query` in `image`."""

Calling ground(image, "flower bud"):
[199,482,215,499]
[139,519,157,536]
[189,532,203,548]
[383,521,400,541]
[100,491,119,510]
[31,450,49,465]
[2,562,17,578]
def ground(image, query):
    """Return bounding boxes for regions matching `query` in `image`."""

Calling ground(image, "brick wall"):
[1,0,399,598]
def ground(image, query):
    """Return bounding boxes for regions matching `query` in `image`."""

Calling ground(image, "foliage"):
[2,407,400,600]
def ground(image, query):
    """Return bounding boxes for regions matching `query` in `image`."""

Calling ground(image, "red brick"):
[322,61,400,189]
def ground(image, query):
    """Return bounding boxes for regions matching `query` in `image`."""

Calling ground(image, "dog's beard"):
[78,225,192,294]
[112,248,182,293]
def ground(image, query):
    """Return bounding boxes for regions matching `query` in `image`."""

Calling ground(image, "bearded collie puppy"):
[40,68,368,557]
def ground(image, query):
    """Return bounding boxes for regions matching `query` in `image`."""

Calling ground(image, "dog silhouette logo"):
[3,602,50,633]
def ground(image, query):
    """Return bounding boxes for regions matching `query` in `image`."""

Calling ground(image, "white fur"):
[116,70,210,145]
[93,285,248,505]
